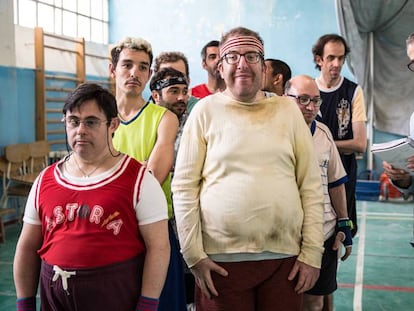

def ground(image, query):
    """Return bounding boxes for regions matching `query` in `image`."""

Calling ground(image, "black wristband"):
[337,218,353,247]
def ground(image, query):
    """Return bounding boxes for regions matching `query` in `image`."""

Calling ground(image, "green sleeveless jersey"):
[113,102,173,218]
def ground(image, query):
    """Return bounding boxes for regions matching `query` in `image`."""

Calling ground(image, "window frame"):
[13,0,109,44]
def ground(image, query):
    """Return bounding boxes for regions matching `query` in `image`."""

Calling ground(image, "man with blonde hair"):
[110,37,186,311]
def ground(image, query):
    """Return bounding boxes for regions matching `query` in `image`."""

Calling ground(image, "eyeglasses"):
[63,117,108,129]
[287,94,323,107]
[408,60,414,72]
[222,52,263,65]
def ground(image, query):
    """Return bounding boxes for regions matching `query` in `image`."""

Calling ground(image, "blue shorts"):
[158,220,187,311]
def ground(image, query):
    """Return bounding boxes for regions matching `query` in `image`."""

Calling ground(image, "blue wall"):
[109,0,391,175]
[0,66,36,150]
[109,0,353,89]
[0,66,110,155]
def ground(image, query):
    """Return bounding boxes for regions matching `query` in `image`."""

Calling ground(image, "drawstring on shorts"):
[52,265,76,295]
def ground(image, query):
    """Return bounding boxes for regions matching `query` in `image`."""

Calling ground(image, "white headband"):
[220,36,264,58]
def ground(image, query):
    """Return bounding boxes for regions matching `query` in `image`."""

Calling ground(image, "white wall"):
[0,0,109,77]
[0,0,16,66]
[12,25,110,77]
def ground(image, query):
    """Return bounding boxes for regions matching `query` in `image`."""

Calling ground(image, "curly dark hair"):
[312,34,350,70]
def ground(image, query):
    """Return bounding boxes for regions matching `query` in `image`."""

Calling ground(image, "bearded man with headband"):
[110,37,186,311]
[172,26,325,310]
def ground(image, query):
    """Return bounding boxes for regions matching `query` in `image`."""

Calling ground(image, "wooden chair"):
[29,140,50,174]
[1,143,31,207]
[0,143,32,241]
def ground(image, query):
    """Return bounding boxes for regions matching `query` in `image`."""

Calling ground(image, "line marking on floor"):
[354,201,367,311]
[365,216,412,221]
[339,283,414,293]
[363,212,412,217]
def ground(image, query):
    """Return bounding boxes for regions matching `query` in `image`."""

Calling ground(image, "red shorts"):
[195,256,303,311]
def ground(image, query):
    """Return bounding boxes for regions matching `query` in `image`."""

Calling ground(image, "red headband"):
[220,36,264,58]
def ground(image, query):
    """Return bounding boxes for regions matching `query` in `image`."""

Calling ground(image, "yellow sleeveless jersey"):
[113,102,173,218]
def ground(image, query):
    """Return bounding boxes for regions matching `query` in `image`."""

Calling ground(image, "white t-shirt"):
[24,155,168,226]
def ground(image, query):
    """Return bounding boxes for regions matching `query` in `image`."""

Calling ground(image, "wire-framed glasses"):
[63,117,108,129]
[222,52,263,65]
[287,94,323,107]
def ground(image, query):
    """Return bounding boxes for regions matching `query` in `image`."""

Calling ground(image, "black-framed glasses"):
[408,60,414,72]
[287,94,323,107]
[63,117,108,129]
[222,52,263,65]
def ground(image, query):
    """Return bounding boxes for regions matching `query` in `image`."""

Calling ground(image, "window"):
[13,0,109,44]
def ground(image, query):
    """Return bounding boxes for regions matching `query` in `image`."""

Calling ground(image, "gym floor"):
[1,199,413,310]
[334,199,414,311]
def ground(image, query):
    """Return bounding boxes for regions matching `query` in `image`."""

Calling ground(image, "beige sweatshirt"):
[172,93,324,268]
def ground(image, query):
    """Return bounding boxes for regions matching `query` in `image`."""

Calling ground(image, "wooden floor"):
[0,199,413,310]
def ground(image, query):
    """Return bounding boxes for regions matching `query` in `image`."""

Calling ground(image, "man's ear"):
[108,117,120,137]
[315,55,323,67]
[109,63,115,78]
[218,62,224,79]
[152,90,160,104]
[274,73,283,86]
